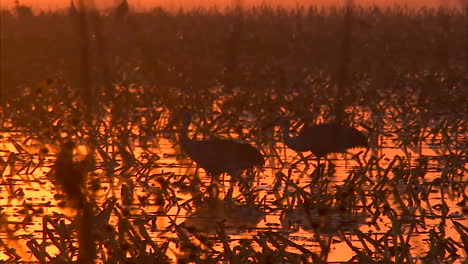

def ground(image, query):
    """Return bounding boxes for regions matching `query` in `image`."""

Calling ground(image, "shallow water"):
[0,113,466,263]
[1,4,467,261]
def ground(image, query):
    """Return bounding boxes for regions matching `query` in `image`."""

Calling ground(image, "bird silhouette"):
[179,111,264,183]
[278,117,367,163]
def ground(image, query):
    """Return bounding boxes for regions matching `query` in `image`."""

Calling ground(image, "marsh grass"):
[0,3,467,264]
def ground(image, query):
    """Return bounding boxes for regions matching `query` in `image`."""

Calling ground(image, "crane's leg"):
[210,173,223,186]
[242,168,256,185]
[193,168,203,185]
[210,174,215,186]
[316,156,329,174]
[344,152,348,169]
[229,170,245,187]
[207,182,220,198]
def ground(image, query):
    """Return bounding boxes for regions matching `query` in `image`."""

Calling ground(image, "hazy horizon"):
[2,0,465,13]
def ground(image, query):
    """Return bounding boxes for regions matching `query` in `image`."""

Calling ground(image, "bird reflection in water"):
[183,196,264,234]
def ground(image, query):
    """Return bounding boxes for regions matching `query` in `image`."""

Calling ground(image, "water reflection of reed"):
[0,3,467,264]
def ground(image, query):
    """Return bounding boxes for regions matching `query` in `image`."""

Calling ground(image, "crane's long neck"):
[180,116,192,147]
[280,120,303,151]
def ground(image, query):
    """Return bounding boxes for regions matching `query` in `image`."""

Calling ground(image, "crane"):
[278,117,367,165]
[179,111,264,184]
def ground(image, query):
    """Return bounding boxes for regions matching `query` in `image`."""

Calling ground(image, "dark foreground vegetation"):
[0,4,467,263]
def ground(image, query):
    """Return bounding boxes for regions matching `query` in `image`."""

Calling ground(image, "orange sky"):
[2,0,465,12]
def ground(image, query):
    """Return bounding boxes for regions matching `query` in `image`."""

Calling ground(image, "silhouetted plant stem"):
[335,0,353,124]
[90,12,112,105]
[78,0,93,123]
[437,7,450,70]
[78,202,95,264]
[225,0,244,91]
[465,3,468,71]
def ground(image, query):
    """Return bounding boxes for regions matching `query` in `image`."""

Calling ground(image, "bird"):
[179,111,264,183]
[278,117,367,164]
[15,0,33,18]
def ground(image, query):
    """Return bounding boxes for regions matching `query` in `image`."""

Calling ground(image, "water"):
[0,113,466,263]
[2,4,467,261]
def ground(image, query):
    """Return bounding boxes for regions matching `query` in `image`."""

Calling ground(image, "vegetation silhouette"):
[15,0,32,17]
[0,4,466,263]
[68,0,78,18]
[114,0,129,20]
[53,141,86,208]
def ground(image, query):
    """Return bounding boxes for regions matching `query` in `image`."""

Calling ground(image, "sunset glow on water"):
[1,0,467,262]
[0,113,466,262]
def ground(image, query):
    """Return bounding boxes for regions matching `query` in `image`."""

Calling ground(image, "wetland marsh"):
[0,4,467,263]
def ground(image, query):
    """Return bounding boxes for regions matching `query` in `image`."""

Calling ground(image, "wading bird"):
[179,111,264,183]
[278,117,367,164]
